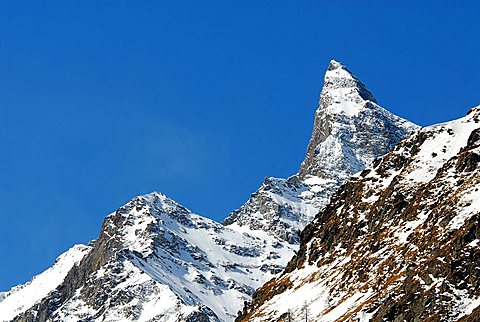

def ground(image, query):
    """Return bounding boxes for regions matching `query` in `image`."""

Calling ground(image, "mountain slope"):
[0,246,90,322]
[236,106,480,322]
[2,60,417,322]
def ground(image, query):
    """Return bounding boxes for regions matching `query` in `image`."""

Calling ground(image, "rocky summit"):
[298,60,416,181]
[0,60,419,322]
[236,107,480,322]
[223,60,417,246]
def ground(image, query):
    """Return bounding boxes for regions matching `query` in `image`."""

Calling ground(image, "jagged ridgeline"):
[237,107,480,322]
[0,61,418,322]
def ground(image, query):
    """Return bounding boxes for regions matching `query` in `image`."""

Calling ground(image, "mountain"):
[223,60,417,245]
[298,60,416,181]
[4,193,299,322]
[0,60,417,322]
[236,106,480,322]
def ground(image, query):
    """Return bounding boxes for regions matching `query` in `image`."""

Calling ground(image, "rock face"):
[236,107,480,322]
[0,60,417,322]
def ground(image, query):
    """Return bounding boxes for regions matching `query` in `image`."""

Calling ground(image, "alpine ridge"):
[0,60,417,322]
[236,106,480,322]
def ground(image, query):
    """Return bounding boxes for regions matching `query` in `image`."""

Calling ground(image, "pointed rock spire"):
[223,60,418,245]
[327,59,344,70]
[298,60,418,180]
[323,59,377,104]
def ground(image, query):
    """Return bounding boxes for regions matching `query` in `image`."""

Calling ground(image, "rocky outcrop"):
[237,107,480,322]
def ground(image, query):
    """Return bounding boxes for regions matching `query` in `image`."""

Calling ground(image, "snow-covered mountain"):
[6,193,300,322]
[236,106,480,321]
[0,60,417,322]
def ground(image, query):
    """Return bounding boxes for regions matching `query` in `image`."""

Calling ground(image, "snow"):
[121,206,157,256]
[458,296,480,319]
[468,239,479,247]
[355,308,378,322]
[303,176,334,186]
[394,211,429,244]
[267,192,319,223]
[404,112,479,184]
[323,63,363,117]
[0,244,90,322]
[223,175,328,245]
[249,259,375,321]
[300,58,418,190]
[56,258,202,322]
[447,282,480,319]
[256,275,330,321]
[322,60,381,118]
[448,186,480,230]
[321,291,371,321]
[56,290,97,322]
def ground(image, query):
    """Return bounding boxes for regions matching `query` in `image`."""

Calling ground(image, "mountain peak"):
[323,60,376,104]
[223,61,418,245]
[327,59,345,71]
[298,61,419,180]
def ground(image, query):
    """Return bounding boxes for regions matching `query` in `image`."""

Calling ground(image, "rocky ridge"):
[236,107,480,322]
[0,60,417,322]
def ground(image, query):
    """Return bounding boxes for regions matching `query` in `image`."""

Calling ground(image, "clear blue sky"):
[0,1,479,291]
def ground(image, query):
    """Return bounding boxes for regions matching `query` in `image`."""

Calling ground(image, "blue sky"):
[0,1,479,290]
